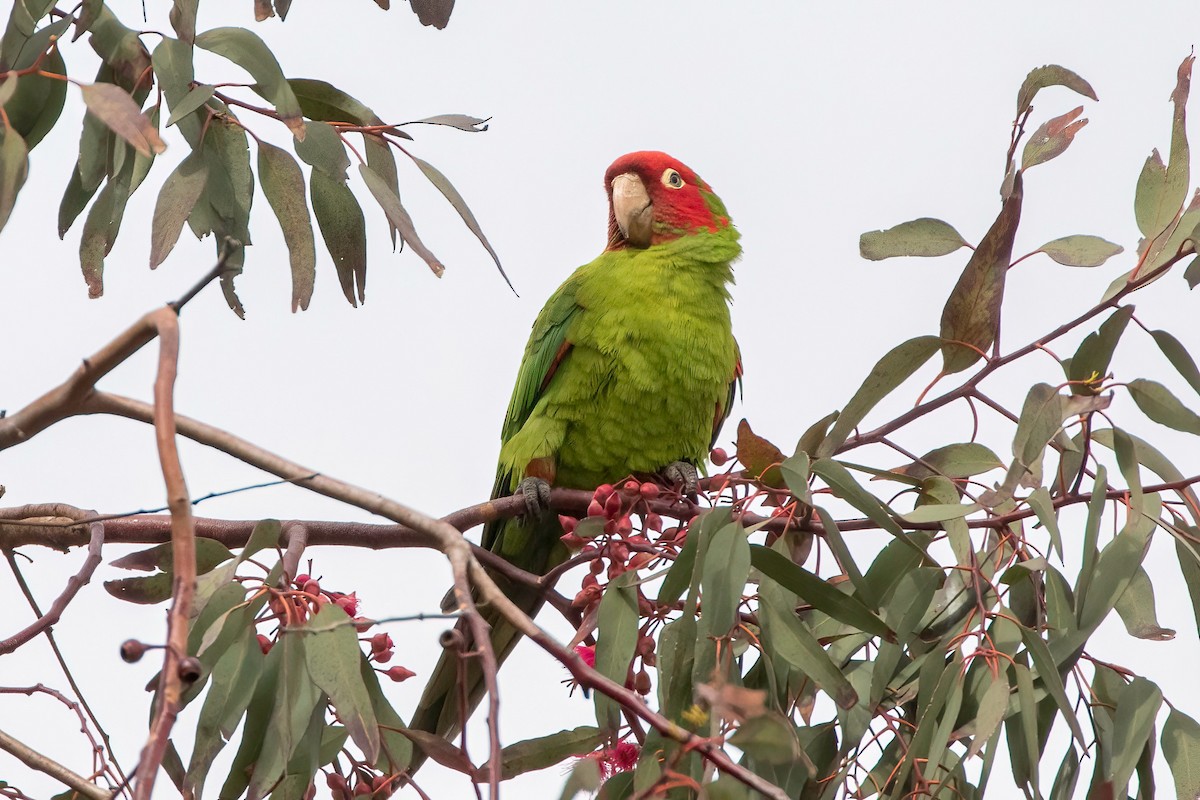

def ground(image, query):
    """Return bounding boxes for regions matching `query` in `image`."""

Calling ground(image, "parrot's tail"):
[405,514,565,777]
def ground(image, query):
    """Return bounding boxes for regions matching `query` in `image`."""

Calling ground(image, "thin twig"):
[0,514,103,655]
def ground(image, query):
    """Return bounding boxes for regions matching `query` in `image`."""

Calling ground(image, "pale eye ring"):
[661,168,684,189]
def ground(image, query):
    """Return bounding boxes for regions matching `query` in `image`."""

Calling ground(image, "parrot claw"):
[664,461,700,496]
[517,477,553,518]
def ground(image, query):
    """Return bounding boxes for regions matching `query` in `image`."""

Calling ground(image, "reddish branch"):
[0,507,103,656]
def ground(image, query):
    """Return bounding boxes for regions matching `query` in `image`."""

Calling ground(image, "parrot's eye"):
[661,169,685,189]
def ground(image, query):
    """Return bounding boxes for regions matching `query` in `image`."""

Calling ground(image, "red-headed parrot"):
[409,150,741,754]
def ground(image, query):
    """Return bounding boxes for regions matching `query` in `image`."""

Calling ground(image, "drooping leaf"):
[310,170,367,306]
[1021,106,1088,169]
[257,141,316,311]
[397,729,474,775]
[966,674,1012,758]
[593,571,638,734]
[411,155,512,290]
[78,158,134,297]
[5,46,67,150]
[149,151,208,268]
[359,655,413,773]
[1067,304,1133,394]
[359,163,444,276]
[1108,677,1162,795]
[1025,487,1064,562]
[79,82,166,157]
[1114,565,1175,641]
[940,171,1023,374]
[817,336,940,456]
[858,217,968,260]
[1037,234,1124,267]
[287,78,383,127]
[1150,328,1200,397]
[1163,709,1200,800]
[749,545,890,638]
[0,123,29,234]
[304,604,378,761]
[1015,65,1098,117]
[1128,378,1200,434]
[758,580,858,709]
[194,27,304,138]
[246,632,322,800]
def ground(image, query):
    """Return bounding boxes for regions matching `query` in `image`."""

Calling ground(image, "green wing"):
[483,280,583,549]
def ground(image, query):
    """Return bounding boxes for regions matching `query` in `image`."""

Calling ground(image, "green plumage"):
[409,151,741,762]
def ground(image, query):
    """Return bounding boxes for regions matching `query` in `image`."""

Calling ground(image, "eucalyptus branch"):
[0,728,110,800]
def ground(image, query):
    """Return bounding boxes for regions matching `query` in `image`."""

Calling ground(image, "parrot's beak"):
[611,172,653,248]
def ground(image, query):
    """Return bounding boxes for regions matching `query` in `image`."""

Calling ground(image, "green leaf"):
[1109,677,1162,794]
[818,336,940,456]
[1150,329,1200,397]
[304,604,378,762]
[701,521,751,637]
[165,83,214,127]
[247,632,322,800]
[218,631,281,800]
[593,571,638,733]
[363,135,402,246]
[1025,487,1064,562]
[656,517,700,608]
[78,156,135,298]
[812,460,927,559]
[79,82,166,158]
[481,726,602,781]
[397,729,474,775]
[194,27,304,138]
[1078,493,1158,635]
[940,171,1023,374]
[1067,304,1133,394]
[186,627,264,798]
[858,217,968,260]
[1018,626,1086,746]
[359,655,412,773]
[901,502,978,523]
[1135,148,1179,238]
[1037,234,1123,267]
[287,78,385,128]
[311,170,367,306]
[890,441,1004,480]
[1128,378,1200,434]
[0,123,30,234]
[412,155,512,290]
[749,545,891,638]
[1022,106,1088,169]
[729,712,801,765]
[149,151,208,268]
[358,163,445,276]
[240,520,282,563]
[758,581,857,709]
[966,674,1012,758]
[293,120,349,181]
[1114,565,1175,641]
[1016,65,1098,116]
[1011,383,1067,480]
[779,451,811,504]
[1164,710,1200,800]
[5,47,66,151]
[814,506,869,603]
[735,418,786,488]
[1050,746,1082,800]
[257,141,316,312]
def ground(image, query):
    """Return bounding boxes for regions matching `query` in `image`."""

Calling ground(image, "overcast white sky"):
[3,2,1200,798]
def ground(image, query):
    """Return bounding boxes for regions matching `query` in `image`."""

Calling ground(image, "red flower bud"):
[710,447,729,466]
[374,649,394,663]
[616,516,633,537]
[256,634,273,654]
[352,616,373,633]
[294,573,310,587]
[594,484,615,502]
[560,532,586,549]
[604,492,623,518]
[559,515,578,534]
[385,665,416,682]
[644,513,663,533]
[301,579,321,597]
[575,644,596,667]
[370,632,393,653]
[587,500,605,518]
[623,480,640,493]
[640,482,660,500]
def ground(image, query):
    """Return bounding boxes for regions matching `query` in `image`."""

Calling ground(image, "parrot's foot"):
[517,476,553,518]
[663,461,700,495]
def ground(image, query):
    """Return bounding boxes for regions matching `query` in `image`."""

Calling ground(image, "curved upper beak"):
[611,172,653,248]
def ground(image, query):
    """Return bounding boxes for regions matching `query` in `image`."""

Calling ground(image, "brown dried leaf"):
[80,82,166,158]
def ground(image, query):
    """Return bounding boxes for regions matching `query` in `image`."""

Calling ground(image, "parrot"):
[407,150,742,763]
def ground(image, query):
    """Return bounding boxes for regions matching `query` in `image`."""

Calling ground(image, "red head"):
[603,151,731,250]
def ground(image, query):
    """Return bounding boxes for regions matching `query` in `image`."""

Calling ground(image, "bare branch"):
[0,727,110,800]
[0,510,103,656]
